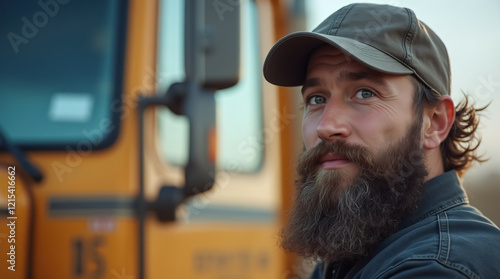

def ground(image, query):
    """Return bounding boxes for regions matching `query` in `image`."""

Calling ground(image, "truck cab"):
[0,0,305,278]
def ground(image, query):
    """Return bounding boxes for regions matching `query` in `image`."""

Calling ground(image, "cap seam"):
[402,8,414,63]
[329,4,355,35]
[353,47,405,63]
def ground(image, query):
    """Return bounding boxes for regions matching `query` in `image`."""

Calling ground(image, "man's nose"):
[316,102,351,141]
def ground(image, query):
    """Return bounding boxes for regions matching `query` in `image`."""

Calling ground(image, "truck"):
[3,1,498,279]
[0,0,307,278]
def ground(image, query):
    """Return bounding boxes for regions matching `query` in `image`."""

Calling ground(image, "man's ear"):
[423,95,455,150]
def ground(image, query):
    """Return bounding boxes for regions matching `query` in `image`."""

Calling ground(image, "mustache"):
[297,140,375,176]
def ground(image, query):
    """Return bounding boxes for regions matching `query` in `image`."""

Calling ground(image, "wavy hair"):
[412,78,488,177]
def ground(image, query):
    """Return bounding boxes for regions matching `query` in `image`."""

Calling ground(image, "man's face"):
[301,46,416,187]
[280,45,429,263]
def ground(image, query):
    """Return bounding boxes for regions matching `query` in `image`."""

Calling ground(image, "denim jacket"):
[310,170,500,279]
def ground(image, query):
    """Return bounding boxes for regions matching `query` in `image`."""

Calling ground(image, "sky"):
[305,0,500,182]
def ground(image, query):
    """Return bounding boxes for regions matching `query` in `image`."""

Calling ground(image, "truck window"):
[156,0,263,173]
[0,0,126,149]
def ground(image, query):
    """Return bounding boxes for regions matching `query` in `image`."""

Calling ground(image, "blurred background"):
[0,1,498,278]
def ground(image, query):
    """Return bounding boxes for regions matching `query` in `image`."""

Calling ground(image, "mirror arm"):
[138,81,187,115]
[136,80,188,221]
[137,79,216,222]
[182,82,216,199]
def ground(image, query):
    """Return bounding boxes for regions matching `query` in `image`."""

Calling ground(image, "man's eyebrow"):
[301,78,321,95]
[337,70,389,88]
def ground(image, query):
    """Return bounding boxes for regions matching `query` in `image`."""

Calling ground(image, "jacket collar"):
[341,170,469,279]
[398,170,468,232]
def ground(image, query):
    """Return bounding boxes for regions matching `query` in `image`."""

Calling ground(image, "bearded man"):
[263,3,500,278]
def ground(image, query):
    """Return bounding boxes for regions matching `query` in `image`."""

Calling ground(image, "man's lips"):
[319,153,351,169]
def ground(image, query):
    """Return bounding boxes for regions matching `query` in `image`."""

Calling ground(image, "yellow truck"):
[0,0,306,278]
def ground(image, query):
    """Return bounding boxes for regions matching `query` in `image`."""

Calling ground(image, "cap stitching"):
[329,4,355,35]
[402,8,414,63]
[353,48,409,65]
[407,18,416,66]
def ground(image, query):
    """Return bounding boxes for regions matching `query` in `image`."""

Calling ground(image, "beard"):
[281,118,428,263]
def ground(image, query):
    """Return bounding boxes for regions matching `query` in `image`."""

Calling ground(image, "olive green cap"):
[263,3,451,95]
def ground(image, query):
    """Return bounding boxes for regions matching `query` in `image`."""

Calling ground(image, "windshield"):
[0,0,127,150]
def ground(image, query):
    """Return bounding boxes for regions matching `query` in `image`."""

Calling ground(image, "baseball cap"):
[263,3,451,96]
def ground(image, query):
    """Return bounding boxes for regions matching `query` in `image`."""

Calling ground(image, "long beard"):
[281,119,428,263]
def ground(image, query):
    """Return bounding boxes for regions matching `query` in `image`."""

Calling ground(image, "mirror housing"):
[185,0,240,90]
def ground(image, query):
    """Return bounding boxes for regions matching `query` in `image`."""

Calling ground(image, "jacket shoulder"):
[357,205,500,278]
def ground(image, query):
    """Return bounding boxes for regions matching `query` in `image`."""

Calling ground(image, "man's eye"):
[308,95,327,105]
[355,89,375,99]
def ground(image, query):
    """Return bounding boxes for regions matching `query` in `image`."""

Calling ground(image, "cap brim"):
[263,32,414,86]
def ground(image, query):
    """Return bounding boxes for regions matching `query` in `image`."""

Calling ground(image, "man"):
[263,3,500,278]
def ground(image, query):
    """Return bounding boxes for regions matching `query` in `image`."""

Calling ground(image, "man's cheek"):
[302,121,318,149]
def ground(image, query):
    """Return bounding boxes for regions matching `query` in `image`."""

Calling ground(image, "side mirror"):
[185,0,241,90]
[138,0,241,222]
[180,0,240,199]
